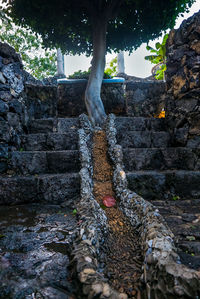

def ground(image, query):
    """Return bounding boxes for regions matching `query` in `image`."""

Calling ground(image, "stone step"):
[21,131,78,151]
[117,130,171,148]
[0,173,80,205]
[151,199,200,215]
[28,117,79,134]
[127,170,200,201]
[9,150,80,175]
[123,148,200,171]
[115,116,166,132]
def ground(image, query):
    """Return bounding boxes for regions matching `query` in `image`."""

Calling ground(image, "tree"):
[5,0,195,125]
[117,52,125,74]
[57,48,65,75]
[0,9,57,80]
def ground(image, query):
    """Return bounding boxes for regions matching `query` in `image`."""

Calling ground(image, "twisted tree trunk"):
[85,19,107,126]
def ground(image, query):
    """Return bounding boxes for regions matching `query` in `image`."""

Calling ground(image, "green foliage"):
[172,195,180,201]
[5,0,195,56]
[104,56,117,77]
[0,9,57,79]
[68,69,112,80]
[68,56,118,80]
[72,209,77,216]
[145,33,169,80]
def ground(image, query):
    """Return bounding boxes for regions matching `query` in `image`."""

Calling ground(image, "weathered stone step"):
[0,204,79,298]
[0,173,80,205]
[123,147,200,171]
[28,117,79,134]
[152,199,200,215]
[115,116,166,132]
[117,130,171,148]
[127,170,200,200]
[9,150,80,175]
[21,131,78,151]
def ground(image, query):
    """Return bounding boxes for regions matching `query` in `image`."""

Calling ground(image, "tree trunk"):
[117,51,125,73]
[57,48,64,75]
[85,19,107,127]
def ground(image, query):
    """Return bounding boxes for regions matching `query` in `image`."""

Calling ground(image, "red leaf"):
[102,195,116,207]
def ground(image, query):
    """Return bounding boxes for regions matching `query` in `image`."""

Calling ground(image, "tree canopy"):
[4,0,195,126]
[5,0,195,55]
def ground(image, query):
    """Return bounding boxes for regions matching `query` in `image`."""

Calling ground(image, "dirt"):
[93,130,144,298]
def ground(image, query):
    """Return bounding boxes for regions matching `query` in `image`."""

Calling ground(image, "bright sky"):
[65,1,200,78]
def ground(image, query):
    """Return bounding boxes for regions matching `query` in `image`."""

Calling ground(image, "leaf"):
[0,235,5,238]
[102,196,116,208]
[155,42,161,50]
[72,209,77,215]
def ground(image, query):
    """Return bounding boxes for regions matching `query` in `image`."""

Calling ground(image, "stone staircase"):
[0,117,80,205]
[115,116,200,270]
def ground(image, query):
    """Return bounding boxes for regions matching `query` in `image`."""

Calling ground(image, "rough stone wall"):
[165,11,200,147]
[125,81,166,117]
[25,84,57,120]
[57,82,126,117]
[0,42,57,173]
[0,42,27,173]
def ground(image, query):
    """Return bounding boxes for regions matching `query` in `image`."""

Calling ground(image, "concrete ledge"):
[57,77,125,84]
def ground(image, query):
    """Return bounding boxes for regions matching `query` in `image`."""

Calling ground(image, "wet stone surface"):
[0,204,82,299]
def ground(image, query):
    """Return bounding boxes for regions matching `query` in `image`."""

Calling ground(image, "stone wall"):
[25,84,57,120]
[125,80,166,117]
[165,11,200,147]
[0,42,57,173]
[57,81,126,117]
[0,42,27,173]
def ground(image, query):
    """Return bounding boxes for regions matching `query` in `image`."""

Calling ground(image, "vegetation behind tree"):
[0,9,57,80]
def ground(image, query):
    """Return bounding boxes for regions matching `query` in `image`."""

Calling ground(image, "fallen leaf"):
[102,195,116,207]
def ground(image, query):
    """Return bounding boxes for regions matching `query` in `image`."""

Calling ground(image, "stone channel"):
[72,114,200,299]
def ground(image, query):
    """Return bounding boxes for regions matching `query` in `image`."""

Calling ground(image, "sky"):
[64,1,200,78]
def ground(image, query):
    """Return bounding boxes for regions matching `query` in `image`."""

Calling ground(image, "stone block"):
[10,151,47,175]
[46,150,80,173]
[28,118,55,133]
[0,176,38,205]
[38,173,80,202]
[57,117,79,133]
[125,81,166,117]
[21,134,48,151]
[25,84,57,119]
[0,121,10,142]
[46,132,78,150]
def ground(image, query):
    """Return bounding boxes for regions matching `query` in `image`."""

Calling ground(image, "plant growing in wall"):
[145,33,169,80]
[6,0,195,126]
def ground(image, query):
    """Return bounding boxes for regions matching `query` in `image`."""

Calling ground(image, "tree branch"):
[105,0,124,20]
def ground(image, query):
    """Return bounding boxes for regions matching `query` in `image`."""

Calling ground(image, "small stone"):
[83,268,96,275]
[0,72,6,84]
[131,289,136,296]
[92,283,103,294]
[119,293,128,299]
[85,256,92,263]
[102,283,111,297]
